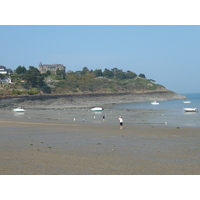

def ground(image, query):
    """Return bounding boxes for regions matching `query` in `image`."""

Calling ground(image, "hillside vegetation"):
[0,66,167,97]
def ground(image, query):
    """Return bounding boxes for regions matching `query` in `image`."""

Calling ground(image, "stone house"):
[38,62,66,74]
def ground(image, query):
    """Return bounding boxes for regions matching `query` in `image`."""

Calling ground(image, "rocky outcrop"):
[0,90,186,109]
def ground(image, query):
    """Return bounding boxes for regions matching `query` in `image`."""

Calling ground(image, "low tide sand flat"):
[1,118,200,175]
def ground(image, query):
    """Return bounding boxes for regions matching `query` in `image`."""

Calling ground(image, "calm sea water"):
[110,93,200,110]
[0,93,200,128]
[108,93,200,127]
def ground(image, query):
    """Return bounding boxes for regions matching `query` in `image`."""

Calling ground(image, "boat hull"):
[91,107,103,112]
[183,101,191,104]
[183,108,198,112]
[13,107,26,112]
[151,101,159,105]
[13,110,25,112]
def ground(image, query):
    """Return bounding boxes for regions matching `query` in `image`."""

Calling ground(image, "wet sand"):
[1,118,200,175]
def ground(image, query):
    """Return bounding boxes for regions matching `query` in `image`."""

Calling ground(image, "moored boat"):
[13,107,26,112]
[91,107,103,112]
[151,101,159,105]
[183,108,198,112]
[183,101,191,104]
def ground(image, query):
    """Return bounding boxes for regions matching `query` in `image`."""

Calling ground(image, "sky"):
[1,25,200,94]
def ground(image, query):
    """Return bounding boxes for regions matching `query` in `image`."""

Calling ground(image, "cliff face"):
[0,91,186,109]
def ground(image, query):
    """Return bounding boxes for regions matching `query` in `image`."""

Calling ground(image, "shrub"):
[11,90,22,95]
[27,90,40,95]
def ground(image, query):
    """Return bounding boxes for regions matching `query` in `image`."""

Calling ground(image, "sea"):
[0,93,200,128]
[108,92,200,127]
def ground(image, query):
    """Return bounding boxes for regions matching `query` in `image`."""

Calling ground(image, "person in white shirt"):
[118,116,123,129]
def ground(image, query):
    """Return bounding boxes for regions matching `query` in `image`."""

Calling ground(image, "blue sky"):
[0,25,200,93]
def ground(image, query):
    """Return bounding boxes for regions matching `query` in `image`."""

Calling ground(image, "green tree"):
[78,72,96,92]
[115,70,126,79]
[82,66,89,72]
[24,66,45,88]
[74,71,82,76]
[45,70,51,77]
[65,73,79,92]
[103,68,114,78]
[111,67,119,78]
[56,69,66,79]
[80,66,90,75]
[94,69,103,77]
[139,73,146,78]
[15,66,27,74]
[126,71,137,79]
[148,79,155,82]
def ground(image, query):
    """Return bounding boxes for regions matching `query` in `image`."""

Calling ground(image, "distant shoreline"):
[0,90,186,109]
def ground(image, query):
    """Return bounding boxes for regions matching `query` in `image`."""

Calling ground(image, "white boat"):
[183,108,198,112]
[91,107,103,112]
[13,107,26,112]
[151,101,159,105]
[183,101,191,104]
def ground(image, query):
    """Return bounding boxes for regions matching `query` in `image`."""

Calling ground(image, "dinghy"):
[91,107,103,112]
[13,107,26,112]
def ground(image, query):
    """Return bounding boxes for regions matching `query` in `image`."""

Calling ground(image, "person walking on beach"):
[118,116,123,129]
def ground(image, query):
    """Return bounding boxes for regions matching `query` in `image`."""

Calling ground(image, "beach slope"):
[0,119,200,175]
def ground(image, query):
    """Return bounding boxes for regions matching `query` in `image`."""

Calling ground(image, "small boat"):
[91,107,103,112]
[183,101,191,104]
[183,108,198,112]
[151,101,159,105]
[13,107,26,112]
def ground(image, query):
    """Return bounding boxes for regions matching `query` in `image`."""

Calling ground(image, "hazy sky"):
[0,25,200,93]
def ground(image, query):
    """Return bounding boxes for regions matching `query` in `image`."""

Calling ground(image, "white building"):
[0,65,13,83]
[0,65,8,74]
[0,65,13,74]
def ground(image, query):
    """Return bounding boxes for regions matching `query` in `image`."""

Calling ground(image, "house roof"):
[0,65,13,74]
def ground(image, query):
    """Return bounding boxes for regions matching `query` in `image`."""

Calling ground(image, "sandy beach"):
[1,118,200,175]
